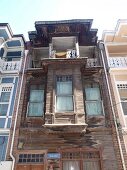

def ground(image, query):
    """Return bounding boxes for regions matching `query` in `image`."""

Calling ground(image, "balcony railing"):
[50,49,77,58]
[108,57,127,68]
[0,59,21,73]
[86,58,99,67]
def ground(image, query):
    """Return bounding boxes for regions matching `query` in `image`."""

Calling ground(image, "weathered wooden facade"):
[10,19,124,170]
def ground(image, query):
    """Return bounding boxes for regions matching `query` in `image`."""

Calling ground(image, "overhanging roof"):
[29,19,98,47]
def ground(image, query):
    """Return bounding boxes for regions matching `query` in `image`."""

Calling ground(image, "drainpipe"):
[99,41,126,170]
[10,50,28,170]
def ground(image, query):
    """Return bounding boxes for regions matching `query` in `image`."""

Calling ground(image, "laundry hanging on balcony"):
[55,52,66,58]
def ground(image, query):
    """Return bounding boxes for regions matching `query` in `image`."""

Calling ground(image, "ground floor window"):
[83,161,100,170]
[62,151,101,170]
[63,161,79,170]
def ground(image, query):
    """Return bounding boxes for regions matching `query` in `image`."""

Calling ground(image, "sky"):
[0,0,127,41]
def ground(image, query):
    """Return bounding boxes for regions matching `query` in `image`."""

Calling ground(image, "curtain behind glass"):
[57,96,73,111]
[85,86,103,115]
[83,161,100,170]
[28,90,44,116]
[56,80,73,111]
[85,101,102,115]
[57,81,72,95]
[63,161,80,170]
[30,90,43,102]
[28,103,43,116]
[85,87,100,100]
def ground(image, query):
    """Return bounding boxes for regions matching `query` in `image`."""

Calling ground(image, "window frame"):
[84,81,104,116]
[117,83,127,118]
[55,75,74,112]
[61,150,101,170]
[27,84,45,117]
[116,82,127,128]
[0,83,13,129]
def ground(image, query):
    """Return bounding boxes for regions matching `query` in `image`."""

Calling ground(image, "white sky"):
[0,0,127,40]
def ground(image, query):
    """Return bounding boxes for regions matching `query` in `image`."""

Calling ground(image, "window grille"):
[117,84,127,89]
[18,154,44,163]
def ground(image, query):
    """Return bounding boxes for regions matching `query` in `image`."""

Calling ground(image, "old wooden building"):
[10,19,125,170]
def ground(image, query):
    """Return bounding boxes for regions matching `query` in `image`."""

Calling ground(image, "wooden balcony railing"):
[86,58,99,67]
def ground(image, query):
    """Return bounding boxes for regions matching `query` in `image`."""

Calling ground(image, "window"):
[56,75,73,112]
[62,151,101,170]
[84,83,103,116]
[0,85,13,129]
[28,85,44,117]
[63,161,80,170]
[18,154,44,163]
[121,99,127,115]
[7,51,22,56]
[0,29,9,40]
[6,40,21,47]
[0,92,11,116]
[1,77,14,83]
[0,135,8,161]
[0,48,4,57]
[117,84,127,115]
[83,161,100,170]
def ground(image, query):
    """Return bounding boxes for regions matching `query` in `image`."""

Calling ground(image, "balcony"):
[108,57,127,68]
[0,59,21,73]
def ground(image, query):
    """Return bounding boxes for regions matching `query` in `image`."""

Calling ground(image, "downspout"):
[10,50,28,170]
[99,41,126,170]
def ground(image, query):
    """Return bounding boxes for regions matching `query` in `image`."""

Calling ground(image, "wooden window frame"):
[55,75,74,112]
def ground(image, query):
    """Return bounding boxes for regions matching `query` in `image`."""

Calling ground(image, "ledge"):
[43,123,87,134]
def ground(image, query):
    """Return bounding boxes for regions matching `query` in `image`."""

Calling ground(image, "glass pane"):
[7,40,21,47]
[85,87,100,100]
[121,102,127,115]
[0,118,6,128]
[7,51,21,56]
[0,92,11,102]
[63,161,80,170]
[2,77,14,83]
[57,81,72,95]
[28,103,43,116]
[56,96,73,111]
[7,118,12,128]
[0,136,8,161]
[83,161,100,170]
[86,101,103,115]
[0,104,8,116]
[30,90,44,102]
